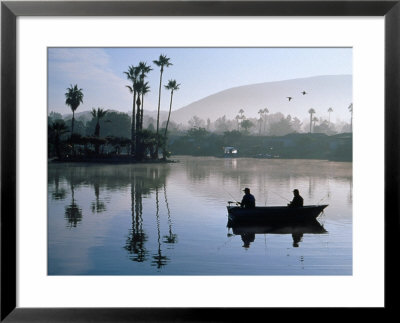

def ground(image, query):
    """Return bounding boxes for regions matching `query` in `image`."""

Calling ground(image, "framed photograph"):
[2,0,399,321]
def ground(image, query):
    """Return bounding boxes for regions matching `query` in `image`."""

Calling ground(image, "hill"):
[170,75,352,124]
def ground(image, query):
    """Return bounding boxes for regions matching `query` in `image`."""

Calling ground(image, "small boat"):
[227,204,328,223]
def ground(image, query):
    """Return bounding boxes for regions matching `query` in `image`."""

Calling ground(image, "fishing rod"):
[270,191,290,203]
[223,188,241,205]
[317,194,329,205]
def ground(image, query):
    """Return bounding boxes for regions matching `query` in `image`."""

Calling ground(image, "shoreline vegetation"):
[49,131,352,164]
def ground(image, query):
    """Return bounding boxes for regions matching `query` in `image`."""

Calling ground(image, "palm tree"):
[134,80,145,134]
[91,108,108,155]
[164,80,180,137]
[328,107,333,125]
[153,54,172,158]
[140,83,150,131]
[135,82,151,161]
[241,119,254,134]
[263,108,269,133]
[91,108,108,137]
[134,80,146,157]
[348,103,353,132]
[237,109,245,131]
[312,116,318,132]
[308,108,316,133]
[235,115,241,131]
[138,62,152,131]
[124,65,141,155]
[257,109,264,135]
[65,84,84,138]
[49,120,68,159]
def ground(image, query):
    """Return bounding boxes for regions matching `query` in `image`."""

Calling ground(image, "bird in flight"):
[287,97,293,101]
[301,91,307,95]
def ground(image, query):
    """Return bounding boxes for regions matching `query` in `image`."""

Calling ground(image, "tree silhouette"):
[124,65,141,155]
[139,82,150,132]
[49,120,68,159]
[138,62,153,130]
[308,108,316,133]
[91,108,108,138]
[133,79,147,156]
[164,79,180,138]
[262,108,269,133]
[328,107,333,125]
[348,103,353,132]
[312,116,319,131]
[153,55,172,158]
[138,62,152,131]
[91,108,108,154]
[241,119,254,134]
[65,84,83,139]
[257,109,264,135]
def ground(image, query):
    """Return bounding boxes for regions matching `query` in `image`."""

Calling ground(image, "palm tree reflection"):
[64,182,82,228]
[91,182,106,213]
[348,177,353,205]
[163,184,177,245]
[125,176,148,262]
[151,186,169,268]
[124,167,176,268]
[51,172,66,200]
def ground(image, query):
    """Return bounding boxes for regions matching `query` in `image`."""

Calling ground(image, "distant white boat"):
[223,146,238,157]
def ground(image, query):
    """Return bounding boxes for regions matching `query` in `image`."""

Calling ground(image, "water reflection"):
[49,163,177,269]
[125,180,148,262]
[91,182,106,213]
[227,219,327,249]
[163,184,177,245]
[151,187,170,268]
[51,172,67,200]
[64,183,82,228]
[48,157,351,275]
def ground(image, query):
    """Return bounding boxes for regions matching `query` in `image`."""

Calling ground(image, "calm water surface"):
[48,156,352,275]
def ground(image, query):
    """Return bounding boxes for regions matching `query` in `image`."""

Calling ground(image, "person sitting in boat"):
[240,188,256,208]
[288,189,304,208]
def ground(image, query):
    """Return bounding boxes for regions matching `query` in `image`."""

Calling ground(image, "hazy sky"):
[48,47,352,116]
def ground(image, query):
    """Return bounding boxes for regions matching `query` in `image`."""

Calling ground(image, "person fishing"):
[240,188,256,208]
[288,189,304,208]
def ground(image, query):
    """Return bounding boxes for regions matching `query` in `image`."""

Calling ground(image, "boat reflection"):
[227,219,327,249]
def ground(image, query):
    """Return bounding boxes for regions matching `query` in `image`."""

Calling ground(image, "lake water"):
[48,156,352,275]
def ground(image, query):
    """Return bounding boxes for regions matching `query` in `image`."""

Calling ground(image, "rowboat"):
[227,204,328,223]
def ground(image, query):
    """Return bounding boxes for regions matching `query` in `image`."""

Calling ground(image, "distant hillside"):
[170,75,352,124]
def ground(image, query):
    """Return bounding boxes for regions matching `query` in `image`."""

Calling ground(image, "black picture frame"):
[1,1,399,321]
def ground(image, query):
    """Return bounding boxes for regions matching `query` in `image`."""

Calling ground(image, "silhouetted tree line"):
[168,130,352,162]
[188,108,352,136]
